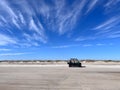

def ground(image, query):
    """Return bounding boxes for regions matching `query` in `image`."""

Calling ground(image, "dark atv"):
[67,58,82,67]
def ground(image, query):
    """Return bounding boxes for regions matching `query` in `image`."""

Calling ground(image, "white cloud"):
[2,0,118,48]
[0,16,7,27]
[75,37,96,41]
[0,34,17,46]
[93,16,120,38]
[0,0,48,47]
[104,0,120,8]
[29,18,40,33]
[0,15,7,23]
[51,44,80,48]
[96,43,105,46]
[12,18,20,29]
[23,33,41,47]
[104,0,114,7]
[52,0,87,34]
[85,0,98,14]
[107,34,120,38]
[29,18,47,43]
[21,42,39,47]
[0,48,11,51]
[94,16,120,30]
[12,0,34,16]
[75,38,87,41]
[23,32,45,46]
[32,42,39,46]
[19,12,25,25]
[23,33,32,42]
[83,44,92,47]
[0,0,17,19]
[0,53,26,56]
[104,0,120,15]
[0,0,22,29]
[0,0,87,36]
[39,1,50,19]
[0,22,2,26]
[111,31,120,35]
[55,0,65,18]
[52,45,70,48]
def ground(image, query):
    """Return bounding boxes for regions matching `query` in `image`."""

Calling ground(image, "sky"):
[0,0,120,60]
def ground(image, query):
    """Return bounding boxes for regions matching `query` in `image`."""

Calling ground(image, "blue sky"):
[0,0,120,60]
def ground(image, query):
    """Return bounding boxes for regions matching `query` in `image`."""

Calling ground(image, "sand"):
[0,64,120,90]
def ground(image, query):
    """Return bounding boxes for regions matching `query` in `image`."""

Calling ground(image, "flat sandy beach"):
[0,64,120,90]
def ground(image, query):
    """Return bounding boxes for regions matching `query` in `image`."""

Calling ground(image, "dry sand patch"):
[0,65,120,90]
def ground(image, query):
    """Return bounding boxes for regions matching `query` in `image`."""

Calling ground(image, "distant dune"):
[0,60,120,65]
[81,60,120,65]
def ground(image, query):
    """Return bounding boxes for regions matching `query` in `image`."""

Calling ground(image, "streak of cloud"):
[0,34,17,46]
[51,44,80,48]
[85,0,98,14]
[0,53,27,56]
[94,16,120,30]
[0,48,11,51]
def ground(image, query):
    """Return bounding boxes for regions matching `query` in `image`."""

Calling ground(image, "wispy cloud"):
[0,0,21,29]
[51,43,110,48]
[51,44,80,48]
[0,48,11,51]
[93,16,120,38]
[96,43,105,46]
[94,16,120,30]
[0,0,95,47]
[22,33,41,47]
[83,43,112,47]
[12,18,21,29]
[0,0,47,46]
[83,43,113,47]
[39,2,50,19]
[29,18,41,34]
[104,0,120,9]
[52,45,71,48]
[0,15,7,23]
[85,0,98,14]
[106,30,120,38]
[0,34,17,46]
[0,0,17,19]
[104,0,114,7]
[29,17,47,43]
[75,36,96,41]
[0,0,119,48]
[50,0,87,34]
[83,44,93,47]
[104,0,120,15]
[107,34,120,38]
[19,12,25,25]
[0,53,27,56]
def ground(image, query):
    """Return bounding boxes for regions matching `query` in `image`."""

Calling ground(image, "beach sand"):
[0,64,120,90]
